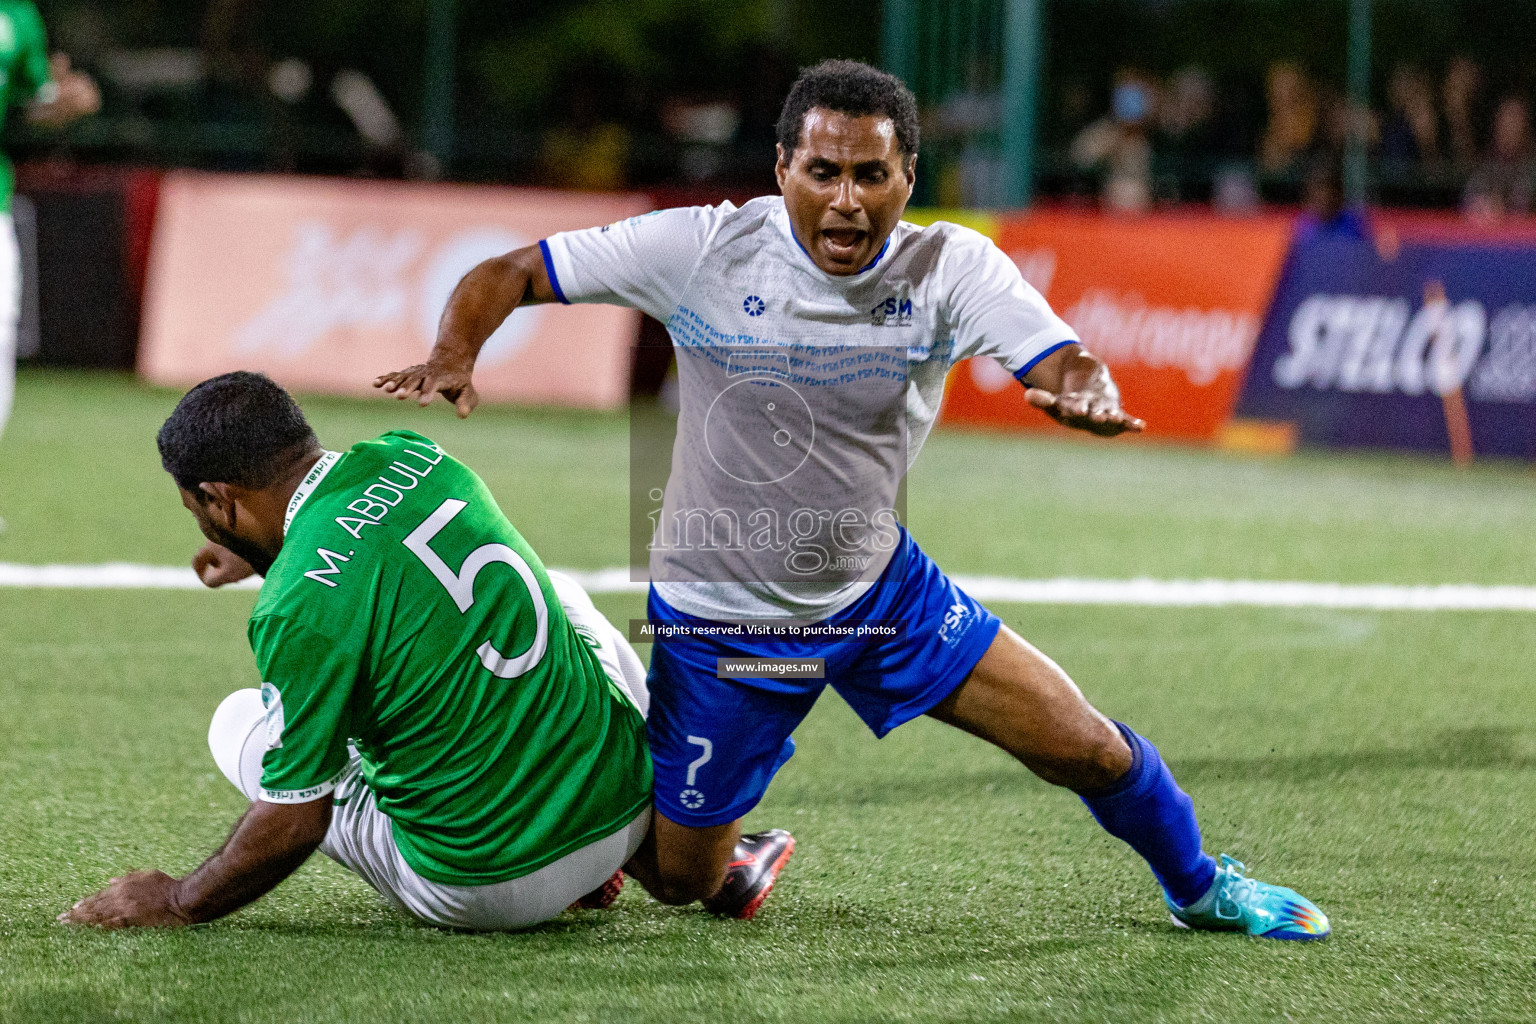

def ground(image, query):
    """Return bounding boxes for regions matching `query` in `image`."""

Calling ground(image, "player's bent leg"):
[622,809,741,905]
[547,569,650,717]
[621,811,794,919]
[930,627,1216,906]
[926,624,1131,790]
[929,627,1329,939]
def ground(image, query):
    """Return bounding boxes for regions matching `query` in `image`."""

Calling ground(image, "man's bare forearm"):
[375,243,555,415]
[1022,343,1101,395]
[431,247,546,369]
[172,798,331,923]
[1020,342,1144,436]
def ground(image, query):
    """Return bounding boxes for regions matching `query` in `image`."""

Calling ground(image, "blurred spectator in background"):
[1258,62,1317,174]
[538,67,631,191]
[1070,69,1156,212]
[725,44,795,189]
[1441,55,1485,171]
[1294,153,1370,242]
[264,59,418,177]
[660,95,740,183]
[0,3,99,444]
[1154,65,1218,201]
[1463,95,1535,220]
[1381,64,1440,168]
[931,58,1006,207]
[1315,85,1378,165]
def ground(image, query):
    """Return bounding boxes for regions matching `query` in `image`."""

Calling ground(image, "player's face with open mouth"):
[777,108,915,275]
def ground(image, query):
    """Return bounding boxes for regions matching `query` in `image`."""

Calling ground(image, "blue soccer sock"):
[1077,722,1217,908]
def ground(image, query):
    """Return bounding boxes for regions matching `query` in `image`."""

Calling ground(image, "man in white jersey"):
[377,61,1330,939]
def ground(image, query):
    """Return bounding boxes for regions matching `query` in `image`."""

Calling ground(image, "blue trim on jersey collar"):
[538,239,571,305]
[788,228,891,275]
[1012,339,1079,384]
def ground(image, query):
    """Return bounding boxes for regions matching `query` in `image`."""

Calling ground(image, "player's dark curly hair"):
[776,59,920,161]
[157,371,320,494]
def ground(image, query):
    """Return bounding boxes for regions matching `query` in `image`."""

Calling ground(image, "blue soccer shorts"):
[645,528,1002,827]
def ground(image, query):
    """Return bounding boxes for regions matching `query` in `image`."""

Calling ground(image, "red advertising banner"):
[140,172,649,408]
[940,211,1295,440]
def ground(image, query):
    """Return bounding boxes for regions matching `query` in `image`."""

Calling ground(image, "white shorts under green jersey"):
[213,569,651,930]
[250,429,651,887]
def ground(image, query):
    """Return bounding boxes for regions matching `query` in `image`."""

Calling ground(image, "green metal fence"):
[884,0,1375,210]
[882,0,1044,209]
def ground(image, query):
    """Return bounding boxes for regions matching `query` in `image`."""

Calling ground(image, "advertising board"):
[1236,233,1536,459]
[938,211,1294,440]
[140,172,649,408]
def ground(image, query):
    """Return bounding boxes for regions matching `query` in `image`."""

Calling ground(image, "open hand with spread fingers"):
[373,362,480,418]
[1020,343,1146,437]
[1025,385,1145,437]
[60,871,191,930]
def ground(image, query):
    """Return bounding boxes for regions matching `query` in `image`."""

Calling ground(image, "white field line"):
[2,563,1536,612]
[0,563,263,590]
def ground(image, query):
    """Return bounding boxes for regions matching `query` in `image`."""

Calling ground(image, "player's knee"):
[1031,725,1133,792]
[208,688,268,802]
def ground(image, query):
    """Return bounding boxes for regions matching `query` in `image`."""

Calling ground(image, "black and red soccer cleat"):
[701,829,796,920]
[569,869,625,911]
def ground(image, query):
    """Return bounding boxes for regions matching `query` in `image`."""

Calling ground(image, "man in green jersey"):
[63,372,653,930]
[0,1,98,441]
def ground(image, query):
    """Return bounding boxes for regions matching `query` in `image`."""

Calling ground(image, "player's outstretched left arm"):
[1020,343,1145,437]
[61,797,331,929]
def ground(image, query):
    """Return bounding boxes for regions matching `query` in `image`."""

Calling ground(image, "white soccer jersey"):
[542,197,1077,621]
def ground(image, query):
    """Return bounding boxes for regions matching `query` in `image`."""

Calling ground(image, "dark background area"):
[9,1,1536,204]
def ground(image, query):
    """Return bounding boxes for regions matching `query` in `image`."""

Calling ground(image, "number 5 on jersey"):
[403,498,549,678]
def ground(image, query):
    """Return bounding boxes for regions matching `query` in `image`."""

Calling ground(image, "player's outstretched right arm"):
[373,244,557,418]
[62,798,331,929]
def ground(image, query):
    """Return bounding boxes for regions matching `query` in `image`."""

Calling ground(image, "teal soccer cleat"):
[1166,855,1330,941]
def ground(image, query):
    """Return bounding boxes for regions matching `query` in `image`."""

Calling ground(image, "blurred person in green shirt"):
[0,0,99,442]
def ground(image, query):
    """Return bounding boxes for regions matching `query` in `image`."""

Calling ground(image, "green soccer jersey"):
[250,430,651,886]
[0,1,50,212]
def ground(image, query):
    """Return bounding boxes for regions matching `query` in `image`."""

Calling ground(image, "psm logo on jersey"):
[937,601,973,647]
[870,297,914,327]
[743,295,766,316]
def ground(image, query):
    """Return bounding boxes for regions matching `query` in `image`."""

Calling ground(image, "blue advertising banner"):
[1236,234,1536,459]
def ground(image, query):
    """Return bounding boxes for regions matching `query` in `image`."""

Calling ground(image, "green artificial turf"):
[2,370,1534,1023]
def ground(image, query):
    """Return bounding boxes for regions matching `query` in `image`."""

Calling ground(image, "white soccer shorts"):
[208,572,651,930]
[0,212,18,443]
